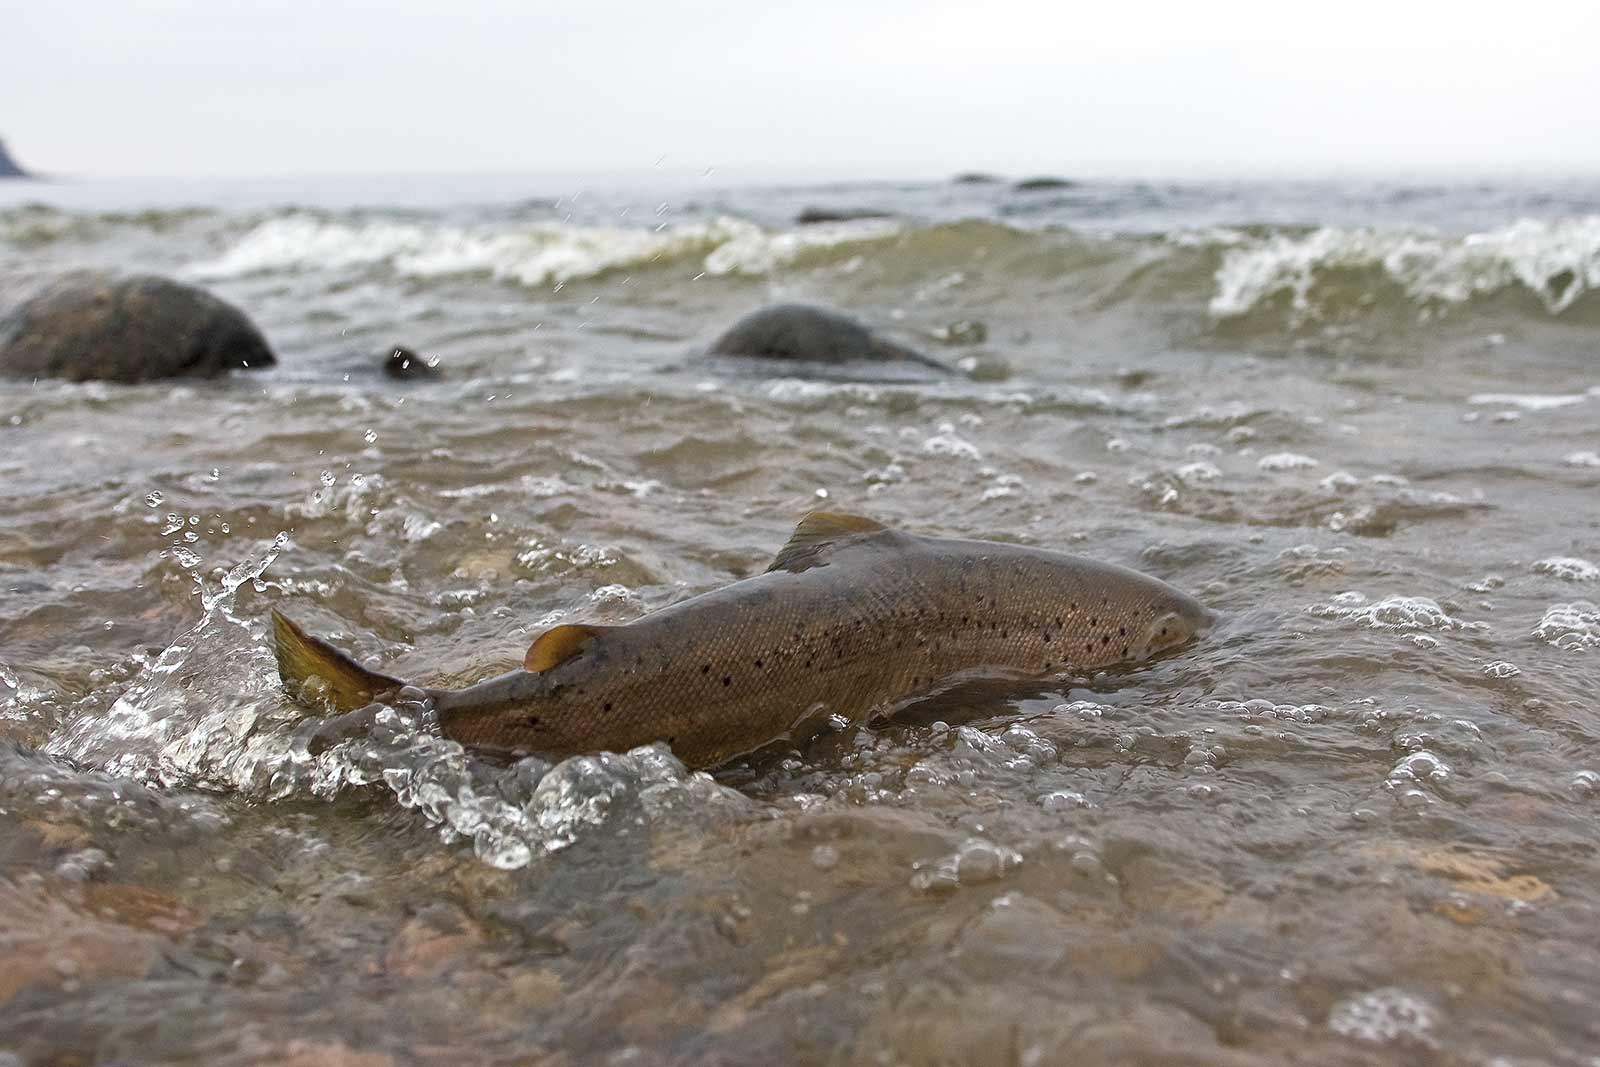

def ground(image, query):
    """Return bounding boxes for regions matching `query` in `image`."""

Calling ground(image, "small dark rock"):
[708,304,954,375]
[951,172,1003,185]
[794,206,892,225]
[1013,176,1078,192]
[0,273,275,383]
[383,346,440,381]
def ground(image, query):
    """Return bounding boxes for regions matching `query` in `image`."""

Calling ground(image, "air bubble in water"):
[1327,987,1437,1047]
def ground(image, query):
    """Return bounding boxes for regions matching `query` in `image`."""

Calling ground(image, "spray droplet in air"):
[364,429,378,444]
[319,470,336,487]
[145,492,164,508]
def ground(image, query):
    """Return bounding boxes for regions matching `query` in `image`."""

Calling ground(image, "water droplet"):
[144,491,164,507]
[319,470,336,487]
[364,429,378,444]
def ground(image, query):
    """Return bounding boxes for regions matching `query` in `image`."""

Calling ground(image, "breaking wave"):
[177,209,1600,326]
[1209,216,1600,318]
[10,197,1596,341]
[184,212,903,286]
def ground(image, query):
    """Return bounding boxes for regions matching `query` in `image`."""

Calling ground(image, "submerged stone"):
[706,303,955,375]
[794,206,892,225]
[1013,176,1077,191]
[0,273,275,383]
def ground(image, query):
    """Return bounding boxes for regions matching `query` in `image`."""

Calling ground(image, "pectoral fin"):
[272,609,406,712]
[767,511,889,573]
[524,623,610,673]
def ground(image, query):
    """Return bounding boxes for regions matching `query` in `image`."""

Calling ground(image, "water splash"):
[44,533,290,784]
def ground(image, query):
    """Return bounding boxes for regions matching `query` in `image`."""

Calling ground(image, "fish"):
[272,512,1212,769]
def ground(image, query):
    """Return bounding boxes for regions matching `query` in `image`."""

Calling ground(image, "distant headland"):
[0,138,31,179]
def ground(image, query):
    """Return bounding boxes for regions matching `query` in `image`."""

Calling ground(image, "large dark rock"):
[0,139,27,179]
[707,304,955,376]
[0,274,275,383]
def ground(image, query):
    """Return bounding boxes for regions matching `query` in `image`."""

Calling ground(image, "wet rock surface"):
[793,206,892,225]
[1013,176,1078,191]
[706,303,955,377]
[382,345,441,381]
[0,273,275,383]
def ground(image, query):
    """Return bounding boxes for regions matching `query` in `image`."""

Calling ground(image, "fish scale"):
[273,513,1212,768]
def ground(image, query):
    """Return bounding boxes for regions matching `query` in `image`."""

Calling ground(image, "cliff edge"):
[0,139,30,179]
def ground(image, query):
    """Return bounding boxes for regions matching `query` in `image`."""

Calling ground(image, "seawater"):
[1,173,1598,1064]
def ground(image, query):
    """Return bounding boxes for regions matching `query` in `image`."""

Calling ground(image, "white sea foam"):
[1468,392,1588,411]
[1211,216,1600,317]
[187,213,901,285]
[1533,602,1600,650]
[1257,451,1319,471]
[1327,987,1438,1047]
[1310,593,1484,632]
[1532,557,1600,581]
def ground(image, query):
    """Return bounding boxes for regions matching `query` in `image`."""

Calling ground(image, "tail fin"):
[271,609,405,712]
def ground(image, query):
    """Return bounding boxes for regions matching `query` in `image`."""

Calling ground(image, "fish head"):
[1129,587,1214,660]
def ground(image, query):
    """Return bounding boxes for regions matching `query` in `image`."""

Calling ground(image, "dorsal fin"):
[524,623,610,673]
[767,511,889,573]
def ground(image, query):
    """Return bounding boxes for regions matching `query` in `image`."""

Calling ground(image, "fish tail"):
[271,609,405,712]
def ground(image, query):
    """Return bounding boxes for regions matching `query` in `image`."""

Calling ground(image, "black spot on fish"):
[1121,647,1129,656]
[527,716,541,726]
[1119,626,1127,636]
[754,658,764,668]
[701,664,710,674]
[604,702,613,712]
[1054,616,1062,627]
[722,676,732,686]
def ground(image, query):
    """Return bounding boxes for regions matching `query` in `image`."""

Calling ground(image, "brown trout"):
[273,512,1212,768]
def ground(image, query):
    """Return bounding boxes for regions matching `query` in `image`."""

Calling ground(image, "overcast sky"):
[6,0,1598,179]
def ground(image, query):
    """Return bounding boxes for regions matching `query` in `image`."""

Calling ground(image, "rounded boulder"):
[0,273,276,383]
[707,304,954,375]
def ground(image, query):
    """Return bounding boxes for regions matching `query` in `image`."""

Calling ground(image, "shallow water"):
[2,174,1599,1065]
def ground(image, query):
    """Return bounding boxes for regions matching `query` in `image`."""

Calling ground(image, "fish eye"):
[1134,611,1191,659]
